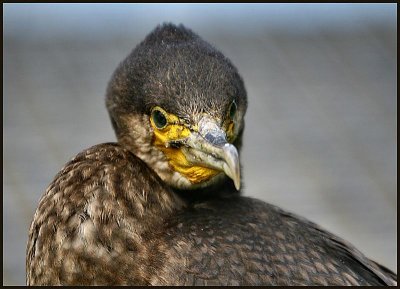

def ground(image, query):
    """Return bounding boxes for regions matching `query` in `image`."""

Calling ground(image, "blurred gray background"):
[3,4,397,285]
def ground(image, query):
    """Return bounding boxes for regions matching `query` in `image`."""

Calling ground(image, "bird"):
[26,23,397,286]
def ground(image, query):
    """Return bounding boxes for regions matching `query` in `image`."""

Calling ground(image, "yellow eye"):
[151,107,168,129]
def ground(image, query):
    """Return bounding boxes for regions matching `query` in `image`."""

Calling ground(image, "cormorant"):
[26,23,397,286]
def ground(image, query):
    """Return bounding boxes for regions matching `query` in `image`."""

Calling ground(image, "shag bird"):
[26,24,397,286]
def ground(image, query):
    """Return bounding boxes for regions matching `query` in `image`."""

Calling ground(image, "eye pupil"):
[229,101,237,119]
[152,109,167,129]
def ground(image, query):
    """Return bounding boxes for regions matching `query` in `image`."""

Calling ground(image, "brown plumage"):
[26,24,397,285]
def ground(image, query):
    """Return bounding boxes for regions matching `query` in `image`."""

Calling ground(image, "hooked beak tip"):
[234,178,241,191]
[222,143,241,191]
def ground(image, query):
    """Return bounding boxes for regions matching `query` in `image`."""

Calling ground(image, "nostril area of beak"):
[198,117,227,147]
[204,132,226,147]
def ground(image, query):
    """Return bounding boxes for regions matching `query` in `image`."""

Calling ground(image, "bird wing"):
[155,197,397,286]
[277,206,397,286]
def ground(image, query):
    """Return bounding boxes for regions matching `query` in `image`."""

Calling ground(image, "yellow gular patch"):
[150,109,220,184]
[159,147,220,184]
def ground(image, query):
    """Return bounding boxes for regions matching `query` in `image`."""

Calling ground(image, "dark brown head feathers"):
[106,23,247,134]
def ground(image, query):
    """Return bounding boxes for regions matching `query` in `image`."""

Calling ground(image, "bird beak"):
[175,116,241,190]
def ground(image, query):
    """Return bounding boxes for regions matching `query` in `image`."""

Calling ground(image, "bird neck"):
[172,176,241,204]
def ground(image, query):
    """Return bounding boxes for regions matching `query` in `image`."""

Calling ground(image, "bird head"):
[106,24,247,191]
